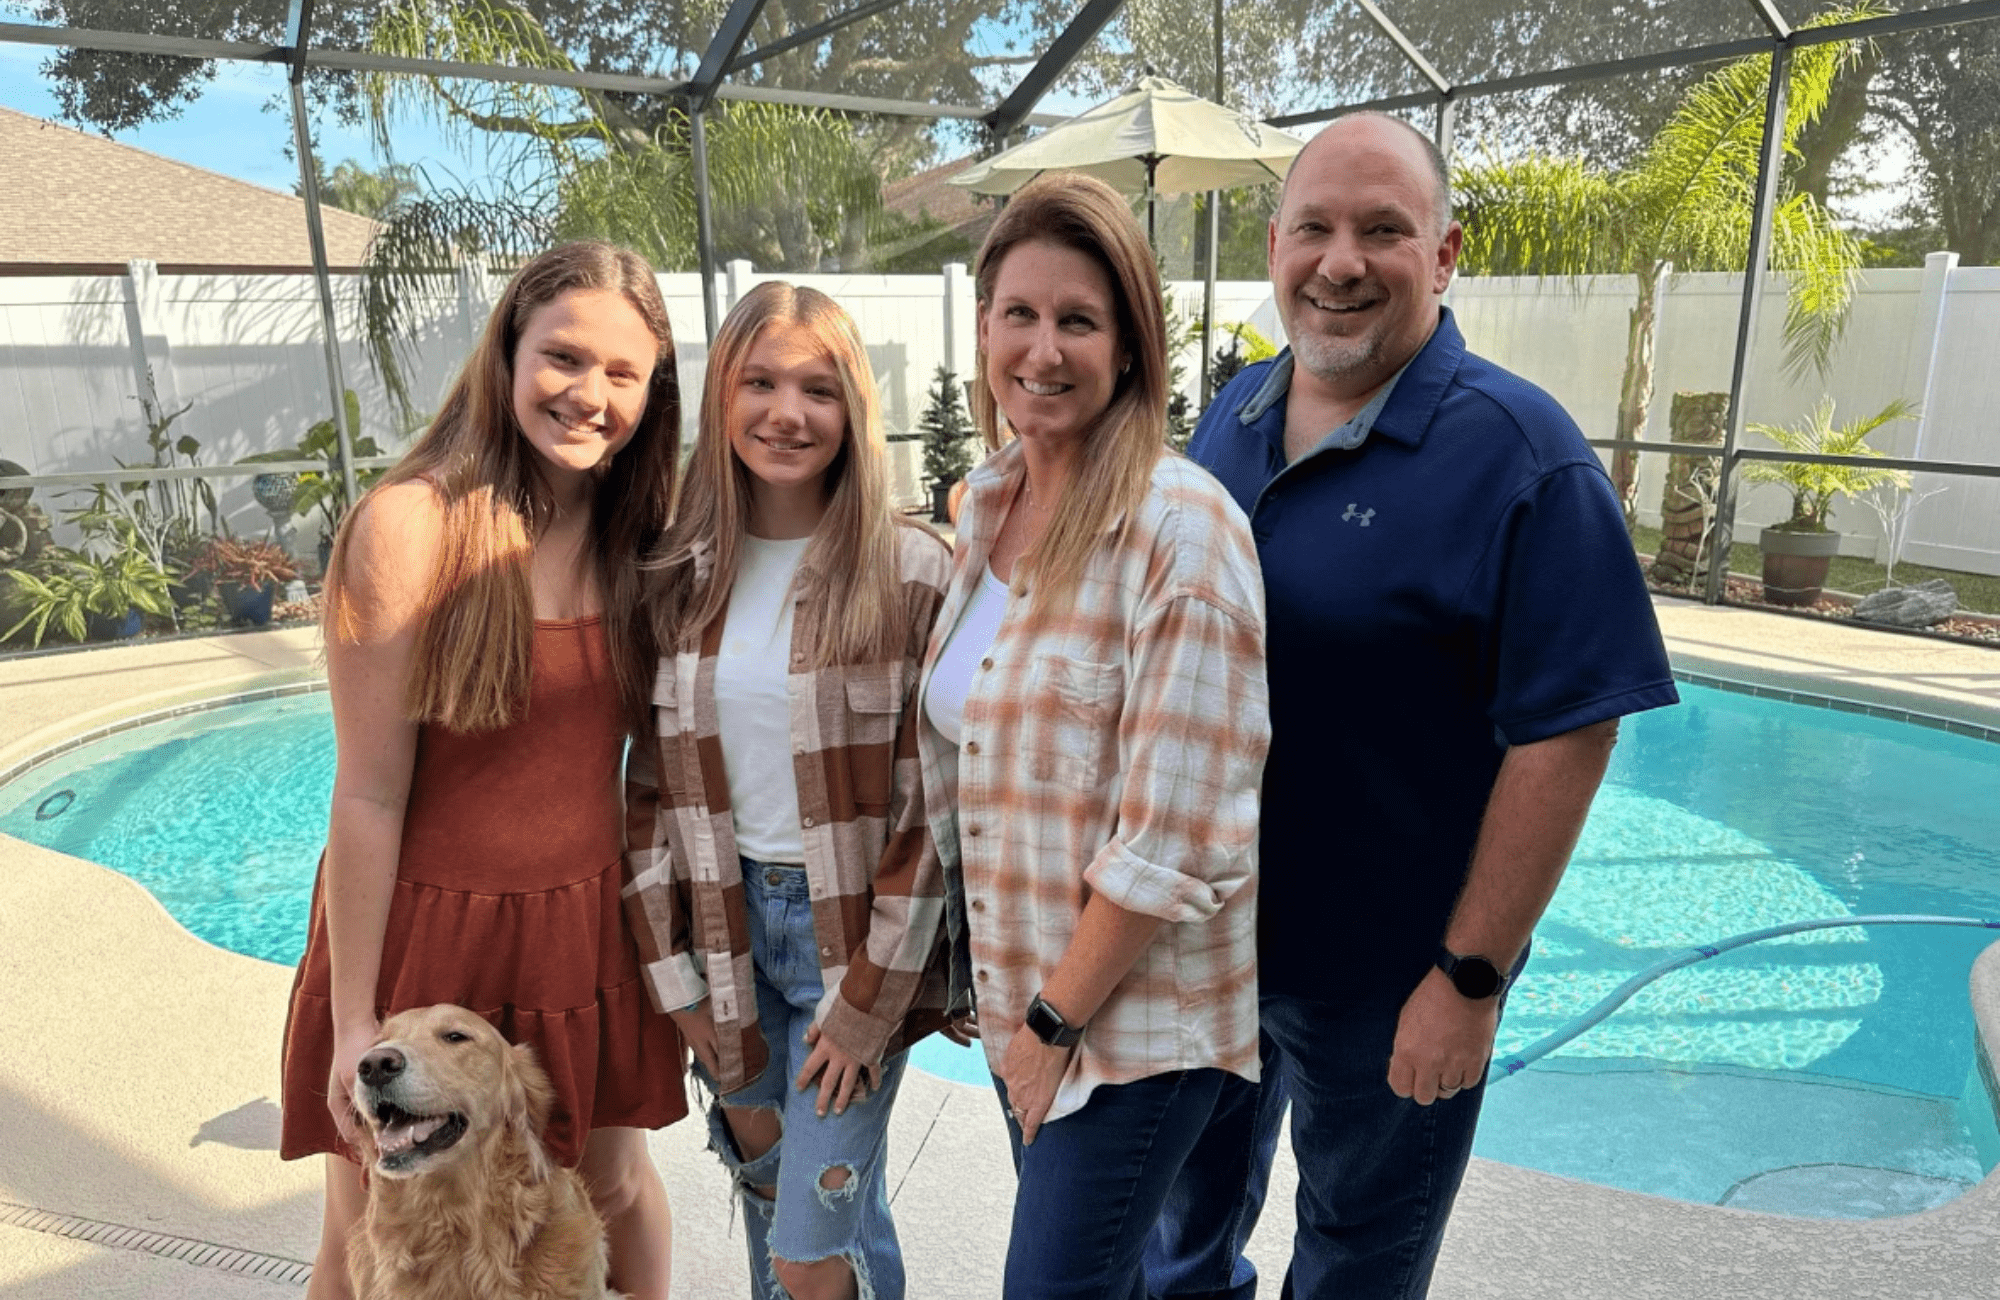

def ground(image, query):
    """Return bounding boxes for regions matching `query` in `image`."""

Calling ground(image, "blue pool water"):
[3,682,1998,1218]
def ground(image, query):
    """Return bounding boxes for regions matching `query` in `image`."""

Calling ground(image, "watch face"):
[1451,956,1503,999]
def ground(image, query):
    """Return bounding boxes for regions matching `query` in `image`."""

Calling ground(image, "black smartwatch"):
[1025,994,1085,1048]
[1434,945,1507,1000]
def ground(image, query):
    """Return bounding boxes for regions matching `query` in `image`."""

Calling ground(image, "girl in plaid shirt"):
[626,282,953,1300]
[917,174,1271,1297]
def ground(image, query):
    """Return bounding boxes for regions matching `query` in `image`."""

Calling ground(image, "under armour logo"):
[1342,503,1375,527]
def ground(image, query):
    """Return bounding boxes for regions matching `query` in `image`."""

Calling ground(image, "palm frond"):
[1454,153,1623,277]
[1766,191,1863,381]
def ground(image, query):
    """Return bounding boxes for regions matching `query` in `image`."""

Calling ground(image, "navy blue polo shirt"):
[1190,309,1678,1003]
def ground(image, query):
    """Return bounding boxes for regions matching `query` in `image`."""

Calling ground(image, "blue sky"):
[0,40,468,195]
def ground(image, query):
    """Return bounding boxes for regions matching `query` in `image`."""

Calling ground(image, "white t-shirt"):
[714,534,812,863]
[923,564,1009,747]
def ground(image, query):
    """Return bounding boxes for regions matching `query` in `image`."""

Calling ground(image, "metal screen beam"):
[986,0,1125,136]
[689,0,771,111]
[713,81,1054,123]
[284,0,359,508]
[1704,44,1790,605]
[1790,0,2000,48]
[1745,0,1792,40]
[728,0,906,73]
[1272,1,2000,128]
[0,21,282,62]
[1355,0,1451,95]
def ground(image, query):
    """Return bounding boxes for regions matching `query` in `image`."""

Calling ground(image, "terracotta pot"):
[1758,526,1841,607]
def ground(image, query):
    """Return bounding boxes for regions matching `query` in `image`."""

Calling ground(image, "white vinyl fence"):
[2,256,1996,574]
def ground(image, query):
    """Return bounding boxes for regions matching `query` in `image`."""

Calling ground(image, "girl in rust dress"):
[280,242,688,1300]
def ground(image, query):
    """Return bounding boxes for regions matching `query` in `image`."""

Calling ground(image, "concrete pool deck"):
[1,598,1996,1298]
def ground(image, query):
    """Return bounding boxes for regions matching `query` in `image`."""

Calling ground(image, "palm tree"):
[352,0,890,416]
[1454,1,1885,524]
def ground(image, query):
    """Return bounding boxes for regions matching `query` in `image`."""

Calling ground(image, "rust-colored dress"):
[280,616,687,1167]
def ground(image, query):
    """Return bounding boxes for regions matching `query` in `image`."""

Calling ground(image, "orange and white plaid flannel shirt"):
[917,442,1271,1123]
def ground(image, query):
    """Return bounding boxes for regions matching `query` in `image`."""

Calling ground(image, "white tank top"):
[924,564,1009,747]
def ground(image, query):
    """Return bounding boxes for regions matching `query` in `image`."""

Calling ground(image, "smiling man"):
[1146,114,1680,1299]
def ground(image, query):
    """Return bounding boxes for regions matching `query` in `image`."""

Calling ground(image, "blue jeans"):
[995,1067,1230,1300]
[699,859,909,1300]
[1144,993,1487,1300]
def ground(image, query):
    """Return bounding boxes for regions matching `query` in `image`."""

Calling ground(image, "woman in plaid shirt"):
[917,173,1272,1297]
[625,282,952,1300]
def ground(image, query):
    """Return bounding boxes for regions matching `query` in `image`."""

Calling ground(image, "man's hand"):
[1387,967,1499,1105]
[796,1023,881,1117]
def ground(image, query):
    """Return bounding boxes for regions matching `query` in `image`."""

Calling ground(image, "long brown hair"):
[324,241,682,733]
[648,280,903,667]
[972,172,1167,603]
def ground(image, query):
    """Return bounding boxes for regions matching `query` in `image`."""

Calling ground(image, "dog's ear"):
[506,1041,557,1185]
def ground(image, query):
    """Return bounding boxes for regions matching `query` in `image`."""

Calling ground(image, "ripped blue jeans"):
[697,858,909,1300]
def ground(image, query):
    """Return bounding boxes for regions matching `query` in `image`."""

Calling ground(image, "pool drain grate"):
[0,1199,311,1285]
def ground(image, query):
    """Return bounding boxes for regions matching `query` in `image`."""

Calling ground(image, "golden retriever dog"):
[347,1005,621,1300]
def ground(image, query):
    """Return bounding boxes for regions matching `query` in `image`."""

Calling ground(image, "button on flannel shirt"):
[624,522,954,1094]
[917,443,1271,1123]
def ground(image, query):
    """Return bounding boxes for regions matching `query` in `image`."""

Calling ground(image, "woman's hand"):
[940,1010,980,1047]
[327,1016,382,1145]
[796,1024,881,1117]
[670,1003,722,1080]
[998,1024,1074,1145]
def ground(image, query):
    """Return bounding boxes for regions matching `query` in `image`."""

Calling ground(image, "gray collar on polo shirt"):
[1238,349,1412,455]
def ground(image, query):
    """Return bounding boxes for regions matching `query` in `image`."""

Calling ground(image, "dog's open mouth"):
[372,1102,468,1170]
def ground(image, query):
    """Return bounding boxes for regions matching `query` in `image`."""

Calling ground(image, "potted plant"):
[918,365,976,524]
[3,545,174,647]
[241,390,382,574]
[191,536,299,626]
[1743,397,1914,607]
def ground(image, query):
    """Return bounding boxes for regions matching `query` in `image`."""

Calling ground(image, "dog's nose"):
[357,1046,405,1088]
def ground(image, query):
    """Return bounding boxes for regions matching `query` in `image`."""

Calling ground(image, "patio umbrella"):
[951,76,1306,404]
[950,75,1306,243]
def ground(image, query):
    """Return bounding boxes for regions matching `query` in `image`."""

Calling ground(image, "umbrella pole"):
[1201,189,1218,410]
[1146,154,1159,247]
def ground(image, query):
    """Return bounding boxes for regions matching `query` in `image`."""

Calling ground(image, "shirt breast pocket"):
[651,663,682,730]
[843,665,904,815]
[1028,656,1122,790]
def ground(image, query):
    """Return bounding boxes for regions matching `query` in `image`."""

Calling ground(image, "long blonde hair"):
[648,281,904,667]
[972,172,1167,603]
[324,241,682,734]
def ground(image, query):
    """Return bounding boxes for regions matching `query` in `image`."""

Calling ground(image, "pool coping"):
[0,679,330,795]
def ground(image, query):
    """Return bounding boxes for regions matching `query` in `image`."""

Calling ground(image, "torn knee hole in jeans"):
[773,1249,875,1300]
[813,1163,856,1209]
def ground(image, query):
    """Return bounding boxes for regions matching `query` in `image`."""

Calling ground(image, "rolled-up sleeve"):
[1083,592,1269,922]
[621,736,707,1013]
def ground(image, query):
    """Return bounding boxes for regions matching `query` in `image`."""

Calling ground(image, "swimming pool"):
[3,681,1997,1219]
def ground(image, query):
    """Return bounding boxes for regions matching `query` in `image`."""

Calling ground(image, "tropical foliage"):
[1453,2,1886,521]
[1742,396,1914,532]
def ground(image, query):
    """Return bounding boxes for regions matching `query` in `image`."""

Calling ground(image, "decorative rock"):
[1852,579,1957,629]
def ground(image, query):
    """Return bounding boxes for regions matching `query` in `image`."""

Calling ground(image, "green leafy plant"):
[241,390,382,542]
[919,366,976,487]
[3,546,173,647]
[1743,397,1916,533]
[1203,321,1277,403]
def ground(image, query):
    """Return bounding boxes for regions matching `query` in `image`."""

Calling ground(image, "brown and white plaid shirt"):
[918,444,1270,1123]
[624,522,954,1093]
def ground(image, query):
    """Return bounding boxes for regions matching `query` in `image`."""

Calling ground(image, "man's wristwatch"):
[1025,994,1085,1048]
[1434,945,1507,1000]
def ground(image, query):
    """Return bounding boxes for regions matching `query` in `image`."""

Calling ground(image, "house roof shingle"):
[0,106,378,271]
